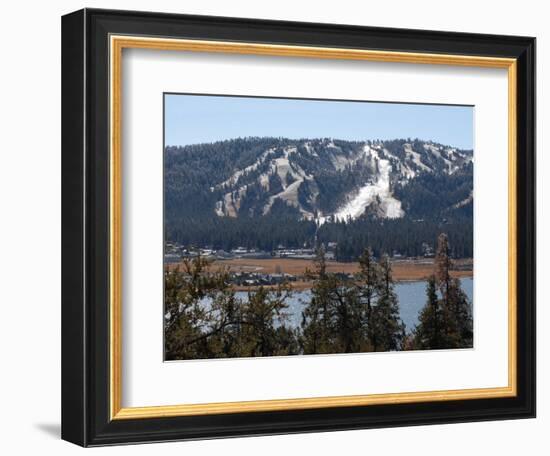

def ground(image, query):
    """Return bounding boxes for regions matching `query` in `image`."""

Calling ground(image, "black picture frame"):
[62,8,536,447]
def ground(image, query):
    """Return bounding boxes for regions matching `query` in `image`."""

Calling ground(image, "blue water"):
[236,278,473,332]
[396,278,473,331]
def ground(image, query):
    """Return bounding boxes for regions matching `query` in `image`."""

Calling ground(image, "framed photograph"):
[61,8,535,446]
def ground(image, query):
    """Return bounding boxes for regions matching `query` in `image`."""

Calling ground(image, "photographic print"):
[163,94,474,361]
[62,11,535,444]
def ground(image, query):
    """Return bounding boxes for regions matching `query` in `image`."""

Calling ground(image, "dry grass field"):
[217,257,472,280]
[168,257,472,289]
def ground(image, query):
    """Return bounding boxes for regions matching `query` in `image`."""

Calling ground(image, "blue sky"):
[165,94,473,150]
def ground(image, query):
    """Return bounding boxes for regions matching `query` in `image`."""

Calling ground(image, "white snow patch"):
[217,186,248,217]
[446,148,457,161]
[319,154,404,224]
[382,147,415,180]
[331,154,351,171]
[424,143,442,159]
[304,142,318,157]
[274,157,294,187]
[214,200,224,217]
[263,179,303,215]
[452,190,474,209]
[215,146,305,216]
[259,173,270,189]
[424,143,454,173]
[260,146,316,218]
[404,144,431,173]
[214,148,275,189]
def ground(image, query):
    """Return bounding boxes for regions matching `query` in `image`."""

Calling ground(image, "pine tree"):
[435,233,453,304]
[164,255,299,360]
[447,277,474,348]
[301,247,373,354]
[300,246,336,354]
[356,248,381,350]
[240,284,293,357]
[369,254,405,351]
[164,254,238,360]
[330,280,364,353]
[413,233,473,350]
[413,275,454,349]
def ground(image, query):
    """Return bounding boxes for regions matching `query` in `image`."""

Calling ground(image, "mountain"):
[164,137,473,259]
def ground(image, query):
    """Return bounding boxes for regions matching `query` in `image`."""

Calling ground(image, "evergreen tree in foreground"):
[300,246,339,354]
[301,246,367,354]
[368,254,406,351]
[300,247,405,354]
[413,233,473,349]
[239,284,295,357]
[164,255,299,360]
[356,248,381,350]
[414,275,452,349]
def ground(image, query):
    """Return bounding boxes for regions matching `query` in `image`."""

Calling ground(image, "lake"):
[236,278,473,332]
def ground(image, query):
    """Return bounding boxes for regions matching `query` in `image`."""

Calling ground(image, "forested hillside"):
[165,137,473,259]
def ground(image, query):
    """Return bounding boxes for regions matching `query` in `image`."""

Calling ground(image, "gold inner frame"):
[109,35,518,420]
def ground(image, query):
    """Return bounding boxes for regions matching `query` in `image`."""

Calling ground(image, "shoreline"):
[231,274,473,292]
[168,257,473,291]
